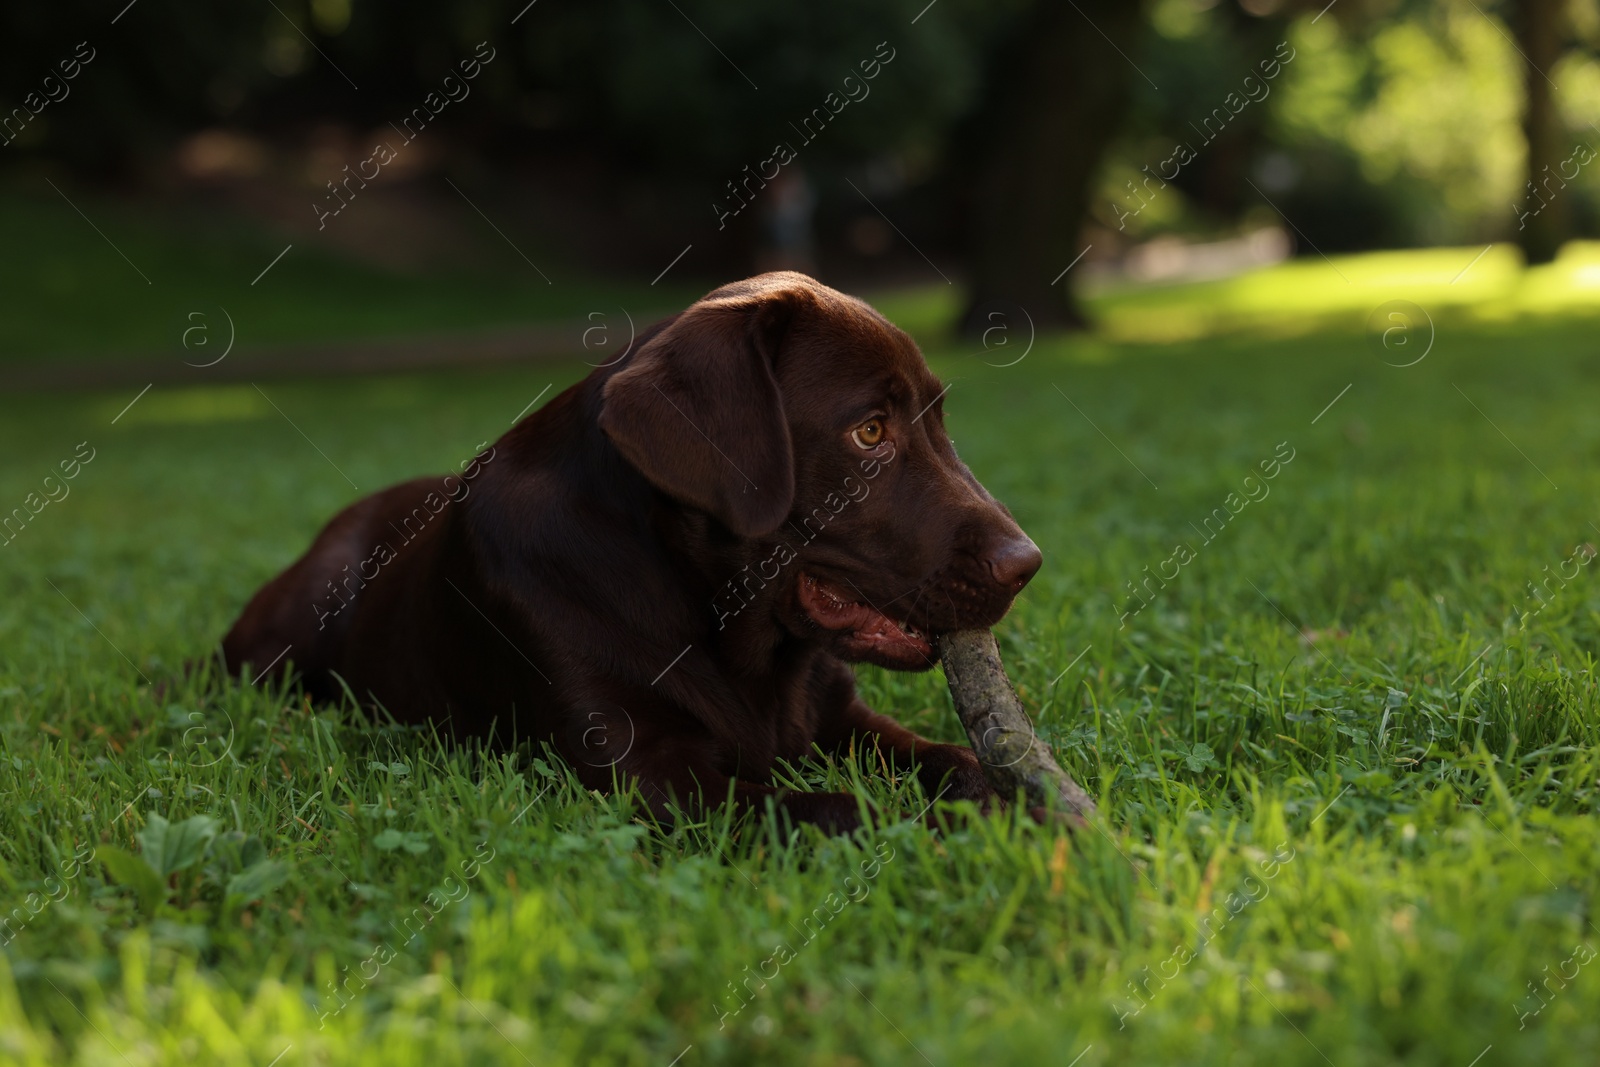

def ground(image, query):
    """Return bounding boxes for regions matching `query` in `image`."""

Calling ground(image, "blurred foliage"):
[0,0,1017,180]
[1102,0,1600,249]
[4,0,1600,255]
[515,0,1020,176]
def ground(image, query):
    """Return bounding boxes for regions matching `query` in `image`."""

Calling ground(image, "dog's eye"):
[851,419,885,449]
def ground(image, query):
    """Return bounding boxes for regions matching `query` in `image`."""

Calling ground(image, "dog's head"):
[599,272,1040,670]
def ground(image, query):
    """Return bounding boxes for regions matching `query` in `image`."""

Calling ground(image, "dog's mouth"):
[797,572,933,664]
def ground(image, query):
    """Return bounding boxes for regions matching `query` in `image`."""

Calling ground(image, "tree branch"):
[936,629,1096,821]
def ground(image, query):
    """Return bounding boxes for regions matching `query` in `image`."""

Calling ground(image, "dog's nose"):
[985,534,1042,593]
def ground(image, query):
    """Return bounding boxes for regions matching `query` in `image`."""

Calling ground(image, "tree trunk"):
[1516,0,1569,265]
[960,0,1149,333]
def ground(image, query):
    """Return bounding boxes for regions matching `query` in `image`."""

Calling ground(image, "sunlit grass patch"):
[1,260,1598,1063]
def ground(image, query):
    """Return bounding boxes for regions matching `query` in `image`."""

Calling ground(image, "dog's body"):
[223,273,1041,831]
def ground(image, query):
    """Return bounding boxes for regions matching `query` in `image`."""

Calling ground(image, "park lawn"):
[2,254,1600,1064]
[0,182,696,363]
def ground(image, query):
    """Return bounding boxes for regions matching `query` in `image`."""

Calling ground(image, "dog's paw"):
[914,743,995,803]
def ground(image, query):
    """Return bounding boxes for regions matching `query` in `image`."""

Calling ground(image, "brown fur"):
[222,272,1041,832]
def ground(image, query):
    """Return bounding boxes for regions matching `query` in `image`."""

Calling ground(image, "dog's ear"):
[599,277,810,538]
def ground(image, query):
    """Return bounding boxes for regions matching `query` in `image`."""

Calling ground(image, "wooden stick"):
[935,629,1096,820]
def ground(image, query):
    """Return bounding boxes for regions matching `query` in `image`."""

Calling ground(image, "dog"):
[222,272,1042,832]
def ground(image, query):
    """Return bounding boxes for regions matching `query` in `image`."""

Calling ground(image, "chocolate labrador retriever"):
[222,272,1041,831]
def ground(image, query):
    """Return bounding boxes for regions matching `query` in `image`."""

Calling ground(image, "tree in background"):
[4,0,1598,311]
[959,0,1149,332]
[1515,0,1573,264]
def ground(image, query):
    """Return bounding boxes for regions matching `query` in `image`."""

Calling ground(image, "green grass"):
[1080,241,1600,344]
[0,182,697,362]
[2,250,1600,1065]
